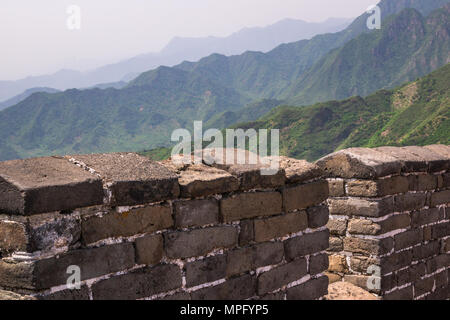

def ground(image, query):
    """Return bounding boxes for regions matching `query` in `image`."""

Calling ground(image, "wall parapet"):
[0,149,330,300]
[317,145,450,300]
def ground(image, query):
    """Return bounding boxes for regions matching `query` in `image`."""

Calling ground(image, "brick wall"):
[317,145,450,300]
[0,150,330,300]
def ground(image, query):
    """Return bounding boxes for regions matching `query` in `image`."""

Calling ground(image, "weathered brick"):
[226,242,284,277]
[328,179,345,197]
[343,275,373,293]
[325,272,342,284]
[394,193,427,212]
[380,250,413,275]
[178,165,239,198]
[174,199,219,228]
[258,258,307,295]
[38,286,91,300]
[434,270,448,288]
[328,255,347,273]
[316,148,402,179]
[185,255,227,287]
[408,174,438,191]
[82,205,173,244]
[164,226,238,259]
[411,208,440,227]
[383,286,413,300]
[430,190,450,207]
[283,180,329,212]
[328,197,394,218]
[220,192,282,222]
[191,274,256,300]
[375,146,428,173]
[394,229,423,251]
[0,243,135,290]
[277,157,322,184]
[346,176,408,197]
[91,264,182,300]
[309,253,329,275]
[344,237,393,256]
[0,157,104,215]
[254,211,307,242]
[226,165,286,191]
[414,276,434,298]
[239,219,254,246]
[350,256,380,274]
[135,234,164,265]
[396,263,426,286]
[440,173,450,188]
[158,292,191,300]
[0,220,30,254]
[379,214,411,234]
[426,254,450,273]
[443,238,450,253]
[307,205,329,229]
[67,153,180,206]
[348,219,381,235]
[284,230,329,260]
[412,241,440,260]
[326,218,347,236]
[286,276,328,300]
[404,146,449,172]
[328,237,344,252]
[431,222,450,239]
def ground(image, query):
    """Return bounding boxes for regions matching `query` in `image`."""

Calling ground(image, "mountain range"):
[0,0,449,161]
[0,17,351,103]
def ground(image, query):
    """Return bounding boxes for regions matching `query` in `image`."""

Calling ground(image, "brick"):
[328,237,344,252]
[38,286,90,300]
[239,220,254,246]
[344,237,393,255]
[414,276,434,298]
[348,219,381,235]
[282,180,329,212]
[440,173,450,188]
[191,274,256,300]
[220,192,282,222]
[135,234,164,265]
[284,230,329,260]
[403,146,449,172]
[307,205,329,229]
[426,286,448,300]
[380,250,413,275]
[423,226,432,241]
[226,165,286,191]
[379,214,411,234]
[325,272,342,284]
[174,199,219,228]
[430,190,450,207]
[394,193,427,212]
[309,253,329,275]
[381,273,396,292]
[426,254,450,273]
[411,208,440,227]
[82,205,173,245]
[327,179,345,197]
[67,153,180,206]
[434,270,448,288]
[91,264,182,300]
[0,243,135,290]
[178,165,239,198]
[0,220,30,254]
[328,255,347,273]
[259,291,285,300]
[408,174,438,191]
[258,258,307,295]
[350,256,380,274]
[431,222,450,239]
[0,157,104,215]
[346,176,408,197]
[316,147,402,179]
[185,255,227,287]
[396,263,426,286]
[343,275,374,293]
[328,197,394,218]
[394,229,423,251]
[286,276,328,300]
[226,242,284,277]
[383,286,413,300]
[164,226,238,259]
[254,211,307,242]
[375,146,428,173]
[277,157,322,184]
[159,292,191,300]
[412,241,440,260]
[326,218,347,236]
[443,238,450,253]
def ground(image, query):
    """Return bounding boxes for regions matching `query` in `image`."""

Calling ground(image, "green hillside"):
[0,0,448,161]
[234,63,450,162]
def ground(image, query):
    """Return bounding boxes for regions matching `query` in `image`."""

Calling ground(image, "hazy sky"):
[1,0,378,80]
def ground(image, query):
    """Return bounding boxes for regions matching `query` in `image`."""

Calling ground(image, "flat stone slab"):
[66,153,179,206]
[324,281,379,300]
[275,156,322,184]
[316,148,404,179]
[177,164,239,198]
[0,157,104,215]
